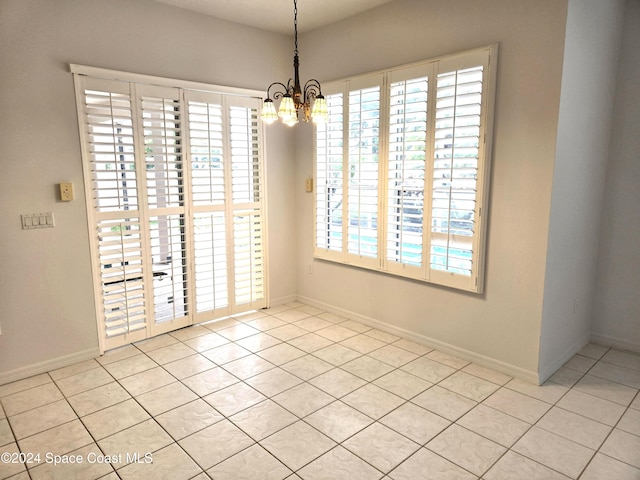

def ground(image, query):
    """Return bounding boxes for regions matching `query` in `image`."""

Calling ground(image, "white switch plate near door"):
[22,212,55,229]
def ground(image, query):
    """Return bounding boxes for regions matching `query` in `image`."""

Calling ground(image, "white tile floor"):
[1,302,639,480]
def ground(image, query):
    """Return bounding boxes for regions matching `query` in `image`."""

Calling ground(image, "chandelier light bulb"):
[311,95,328,124]
[278,95,296,120]
[260,99,278,124]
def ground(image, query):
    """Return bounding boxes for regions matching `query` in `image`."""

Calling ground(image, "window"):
[73,67,267,351]
[315,45,497,293]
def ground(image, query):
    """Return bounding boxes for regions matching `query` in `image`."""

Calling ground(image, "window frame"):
[313,45,498,293]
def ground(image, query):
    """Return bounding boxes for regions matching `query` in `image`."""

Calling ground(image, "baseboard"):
[267,293,298,309]
[297,295,541,384]
[537,332,591,385]
[0,348,100,387]
[590,332,640,354]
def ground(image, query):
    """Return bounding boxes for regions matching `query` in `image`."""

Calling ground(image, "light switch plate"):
[22,212,55,229]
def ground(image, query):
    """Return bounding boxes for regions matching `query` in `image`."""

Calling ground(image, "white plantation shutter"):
[143,94,185,209]
[386,65,431,277]
[233,211,265,305]
[188,95,230,317]
[429,50,493,291]
[314,46,496,293]
[315,92,345,258]
[193,212,228,313]
[149,214,188,322]
[187,93,266,320]
[189,100,225,205]
[80,79,149,348]
[140,86,190,331]
[85,83,139,213]
[98,218,146,338]
[228,102,265,308]
[347,78,381,265]
[74,68,267,351]
[314,76,383,269]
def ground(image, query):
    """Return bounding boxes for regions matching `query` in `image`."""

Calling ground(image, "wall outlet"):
[59,182,74,202]
[305,178,313,193]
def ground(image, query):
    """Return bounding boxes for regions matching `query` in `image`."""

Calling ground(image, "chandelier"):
[260,0,328,126]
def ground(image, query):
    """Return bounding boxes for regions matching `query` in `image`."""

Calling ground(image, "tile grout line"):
[1,307,640,479]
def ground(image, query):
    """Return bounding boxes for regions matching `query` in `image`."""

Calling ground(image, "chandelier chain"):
[294,0,298,55]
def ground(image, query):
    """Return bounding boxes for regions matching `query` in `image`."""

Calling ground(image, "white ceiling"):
[150,0,396,34]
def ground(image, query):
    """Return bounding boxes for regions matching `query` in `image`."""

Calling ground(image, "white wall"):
[295,0,569,381]
[0,0,297,382]
[592,0,640,352]
[538,0,626,381]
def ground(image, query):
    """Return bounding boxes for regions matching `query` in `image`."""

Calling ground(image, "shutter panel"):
[187,93,266,320]
[188,96,231,318]
[386,73,429,273]
[347,78,381,263]
[233,210,265,306]
[142,95,184,209]
[149,214,188,323]
[85,87,138,213]
[189,101,225,206]
[229,104,261,204]
[79,78,149,348]
[140,86,190,332]
[430,65,483,279]
[193,211,228,313]
[98,218,146,338]
[315,91,345,255]
[228,102,265,309]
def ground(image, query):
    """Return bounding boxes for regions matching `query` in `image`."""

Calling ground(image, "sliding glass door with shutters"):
[73,70,267,352]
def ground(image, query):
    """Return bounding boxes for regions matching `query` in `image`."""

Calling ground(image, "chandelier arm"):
[266,81,291,100]
[303,79,323,102]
